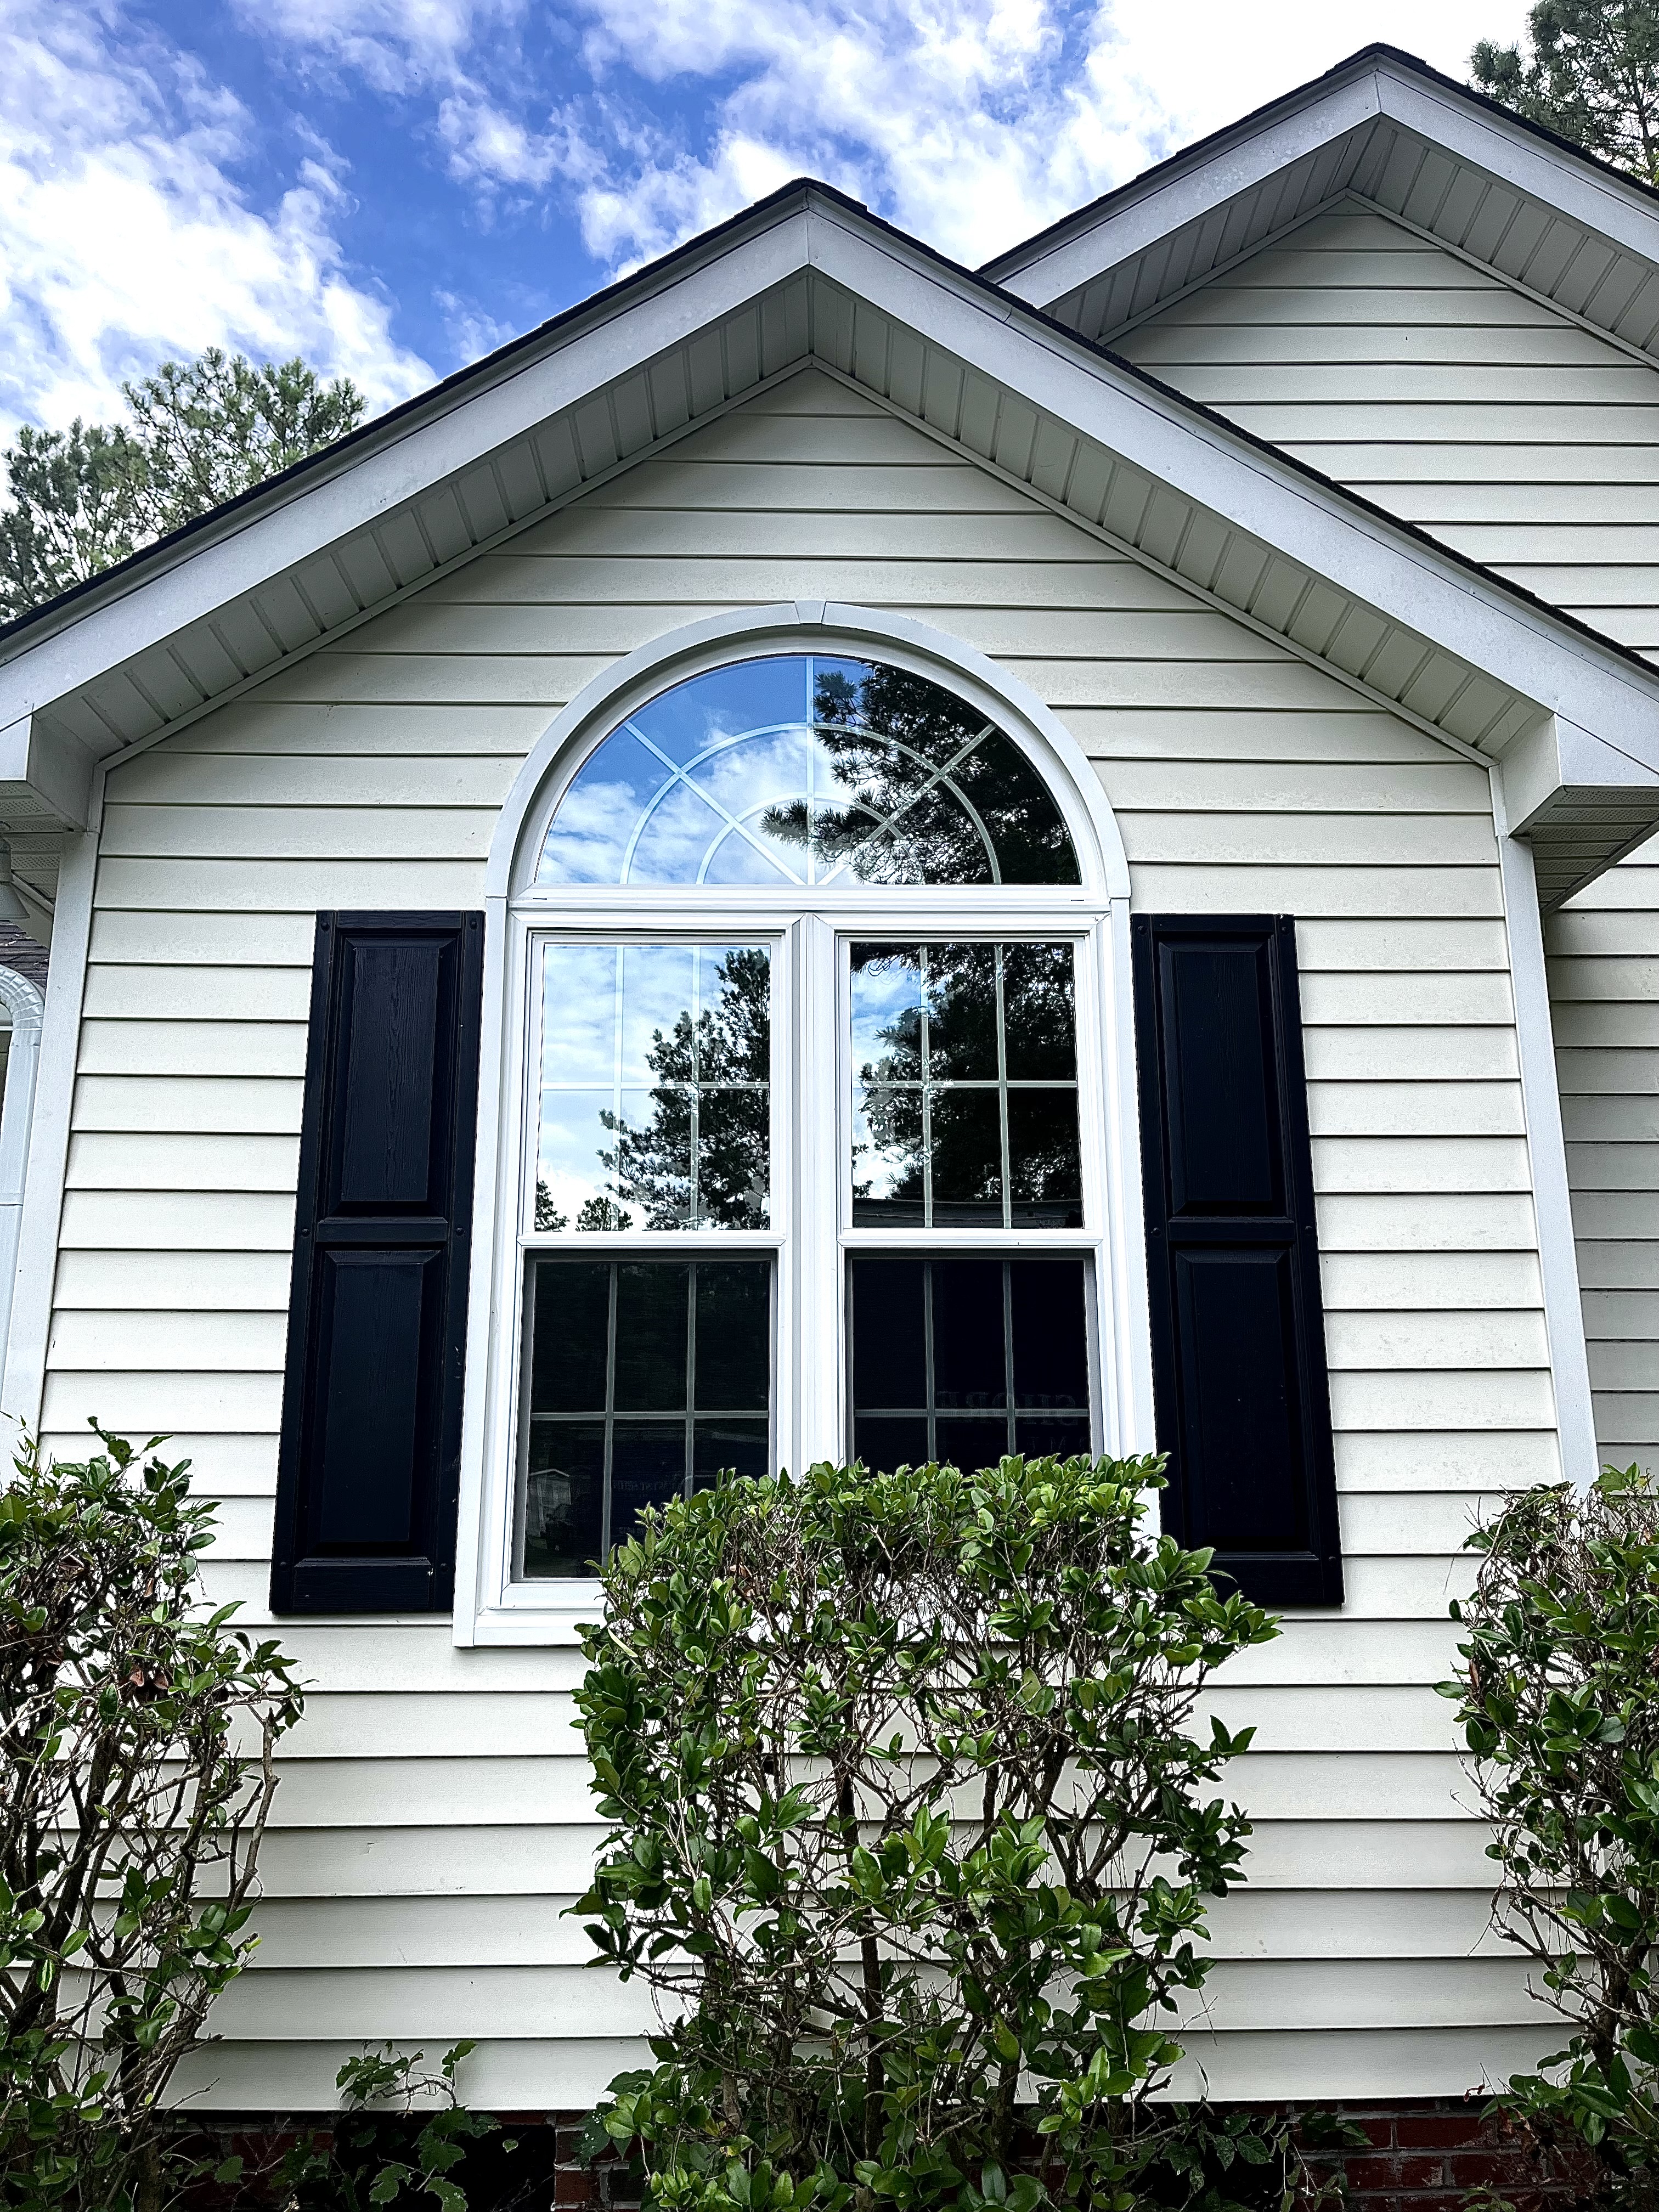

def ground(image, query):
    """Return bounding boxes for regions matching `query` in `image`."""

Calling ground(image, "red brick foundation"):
[1298,2100,1595,2212]
[191,2100,1600,2211]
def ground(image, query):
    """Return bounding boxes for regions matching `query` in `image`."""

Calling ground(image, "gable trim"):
[822,362,1496,769]
[987,46,1659,315]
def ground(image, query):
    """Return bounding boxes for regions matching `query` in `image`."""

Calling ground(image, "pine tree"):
[0,349,365,623]
[1472,0,1659,184]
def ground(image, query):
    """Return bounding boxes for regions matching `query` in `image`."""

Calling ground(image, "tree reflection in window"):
[538,655,1079,888]
[851,941,1082,1228]
[534,942,770,1233]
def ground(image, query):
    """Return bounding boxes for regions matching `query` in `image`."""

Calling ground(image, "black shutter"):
[271,912,484,1614]
[1131,915,1342,1608]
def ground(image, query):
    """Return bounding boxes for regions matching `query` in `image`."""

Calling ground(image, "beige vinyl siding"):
[1119,204,1659,1482]
[54,369,1549,2111]
[1116,202,1659,655]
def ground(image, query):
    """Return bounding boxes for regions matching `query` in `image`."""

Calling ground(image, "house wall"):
[48,367,1556,2109]
[1118,204,1659,1482]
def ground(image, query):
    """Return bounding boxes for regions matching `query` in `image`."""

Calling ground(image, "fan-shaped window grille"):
[537,654,1079,887]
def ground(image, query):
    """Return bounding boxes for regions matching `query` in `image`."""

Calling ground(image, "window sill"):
[458,1581,606,1646]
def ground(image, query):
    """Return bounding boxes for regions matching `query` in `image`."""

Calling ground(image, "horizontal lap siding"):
[1118,205,1659,654]
[55,369,1547,2109]
[1121,206,1659,1484]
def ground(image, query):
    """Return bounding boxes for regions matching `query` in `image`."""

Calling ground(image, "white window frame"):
[453,605,1154,1646]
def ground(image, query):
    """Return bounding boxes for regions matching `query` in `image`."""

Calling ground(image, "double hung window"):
[490,647,1121,1613]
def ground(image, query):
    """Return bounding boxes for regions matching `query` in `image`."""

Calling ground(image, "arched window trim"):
[454,605,1152,1646]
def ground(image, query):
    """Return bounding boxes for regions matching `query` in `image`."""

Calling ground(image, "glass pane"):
[613,1263,689,1410]
[531,1262,610,1412]
[1007,1091,1082,1226]
[1015,1414,1091,1460]
[523,1420,605,1577]
[850,1256,927,1410]
[693,1418,770,1489]
[695,1263,770,1409]
[627,780,726,884]
[847,1256,1091,1477]
[537,1091,622,1232]
[1001,944,1076,1077]
[849,940,1079,1230]
[632,657,808,765]
[612,1423,689,1537]
[538,656,1079,886]
[925,945,998,1080]
[1009,1261,1090,1410]
[955,729,1080,885]
[537,940,770,1234]
[935,1417,1008,1474]
[541,943,618,1084]
[851,1087,925,1222]
[931,1258,1006,1410]
[929,1091,1001,1222]
[539,732,672,885]
[850,944,922,1077]
[619,944,695,1084]
[519,1257,774,1578]
[853,1415,929,1472]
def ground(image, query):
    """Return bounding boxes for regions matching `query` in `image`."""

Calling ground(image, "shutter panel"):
[1131,914,1342,1608]
[271,912,484,1614]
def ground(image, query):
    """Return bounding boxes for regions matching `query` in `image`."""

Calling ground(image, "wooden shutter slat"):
[1132,913,1343,1609]
[270,911,484,1615]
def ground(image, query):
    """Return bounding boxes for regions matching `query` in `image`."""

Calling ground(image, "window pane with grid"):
[850,943,1081,1227]
[520,1258,771,1577]
[537,656,1080,888]
[847,1255,1091,1472]
[535,942,771,1232]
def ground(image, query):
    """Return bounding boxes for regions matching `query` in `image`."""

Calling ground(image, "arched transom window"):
[538,654,1079,889]
[478,642,1127,1629]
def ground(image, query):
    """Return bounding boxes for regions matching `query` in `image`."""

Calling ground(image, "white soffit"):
[3,183,1658,904]
[986,48,1659,359]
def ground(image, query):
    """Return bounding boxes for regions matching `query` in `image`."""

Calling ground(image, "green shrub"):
[271,2041,512,2210]
[0,1426,301,2211]
[1441,1464,1659,2209]
[570,1452,1328,2212]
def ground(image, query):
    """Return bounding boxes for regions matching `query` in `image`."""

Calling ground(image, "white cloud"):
[0,0,435,441]
[413,0,1537,273]
[228,0,507,94]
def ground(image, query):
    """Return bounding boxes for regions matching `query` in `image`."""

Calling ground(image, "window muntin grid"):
[849,941,1082,1228]
[847,1254,1091,1472]
[535,654,1080,888]
[533,940,771,1233]
[520,1257,772,1576]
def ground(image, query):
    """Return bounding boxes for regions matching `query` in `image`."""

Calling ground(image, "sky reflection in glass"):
[537,654,1079,887]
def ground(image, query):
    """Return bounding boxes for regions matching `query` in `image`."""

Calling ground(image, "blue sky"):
[0,0,1532,442]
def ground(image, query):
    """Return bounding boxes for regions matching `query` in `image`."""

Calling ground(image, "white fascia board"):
[992,55,1659,316]
[0,207,814,739]
[989,72,1385,306]
[1373,61,1659,267]
[810,208,1659,768]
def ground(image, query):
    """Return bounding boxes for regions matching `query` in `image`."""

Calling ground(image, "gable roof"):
[4,151,1659,910]
[985,44,1659,357]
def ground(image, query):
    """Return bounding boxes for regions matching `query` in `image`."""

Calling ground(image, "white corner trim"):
[1492,771,1599,1488]
[0,963,45,1401]
[1,768,103,1437]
